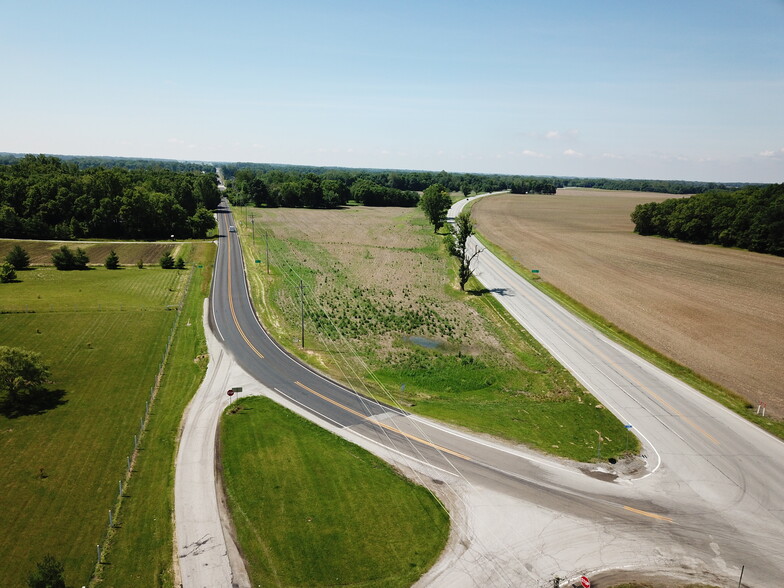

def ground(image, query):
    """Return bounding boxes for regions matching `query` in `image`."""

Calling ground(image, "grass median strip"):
[220,396,449,588]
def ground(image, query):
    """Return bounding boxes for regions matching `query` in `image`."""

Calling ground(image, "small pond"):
[406,336,441,349]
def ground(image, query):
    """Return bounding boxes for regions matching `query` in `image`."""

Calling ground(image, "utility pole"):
[251,215,255,242]
[299,280,305,348]
[265,230,269,275]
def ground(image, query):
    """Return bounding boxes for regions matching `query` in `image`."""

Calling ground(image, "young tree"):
[137,258,144,269]
[26,554,67,588]
[175,256,185,270]
[160,251,175,269]
[0,346,51,411]
[51,246,74,270]
[52,246,89,270]
[104,249,120,269]
[0,261,17,283]
[419,184,452,232]
[452,210,482,291]
[5,244,30,270]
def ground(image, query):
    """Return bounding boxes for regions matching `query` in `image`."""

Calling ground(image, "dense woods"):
[0,155,218,240]
[561,177,732,194]
[631,183,784,256]
[222,162,559,207]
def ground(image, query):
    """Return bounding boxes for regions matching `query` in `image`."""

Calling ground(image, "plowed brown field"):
[472,188,784,417]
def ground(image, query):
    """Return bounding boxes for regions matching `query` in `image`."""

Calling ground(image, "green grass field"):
[0,261,196,586]
[220,396,449,587]
[98,242,215,587]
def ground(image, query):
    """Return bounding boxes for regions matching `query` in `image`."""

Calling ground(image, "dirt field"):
[0,239,181,266]
[472,188,784,417]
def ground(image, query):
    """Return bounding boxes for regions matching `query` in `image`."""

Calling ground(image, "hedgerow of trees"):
[0,155,218,240]
[630,183,784,256]
[222,163,559,209]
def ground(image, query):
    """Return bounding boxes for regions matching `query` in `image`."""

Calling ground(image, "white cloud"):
[601,152,624,160]
[759,148,784,157]
[522,149,546,158]
[545,129,578,140]
[563,148,583,158]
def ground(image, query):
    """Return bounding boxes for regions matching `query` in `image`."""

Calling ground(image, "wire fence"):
[87,264,196,586]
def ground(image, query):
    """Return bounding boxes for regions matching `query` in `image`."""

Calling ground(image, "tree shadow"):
[467,287,510,297]
[1,388,68,418]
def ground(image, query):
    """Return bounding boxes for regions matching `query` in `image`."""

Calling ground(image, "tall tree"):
[452,210,482,290]
[419,184,452,233]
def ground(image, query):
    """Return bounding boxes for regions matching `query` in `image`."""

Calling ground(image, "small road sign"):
[531,269,540,273]
[226,389,234,397]
[581,575,590,588]
[232,387,243,393]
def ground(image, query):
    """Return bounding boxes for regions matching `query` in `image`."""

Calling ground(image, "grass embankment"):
[220,396,449,587]
[469,219,784,442]
[0,242,214,587]
[234,205,634,462]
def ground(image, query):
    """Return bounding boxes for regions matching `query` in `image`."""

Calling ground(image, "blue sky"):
[2,0,783,182]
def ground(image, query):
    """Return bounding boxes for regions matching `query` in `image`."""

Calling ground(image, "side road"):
[174,301,259,588]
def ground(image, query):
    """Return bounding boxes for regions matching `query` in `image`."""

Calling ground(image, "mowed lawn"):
[0,266,187,586]
[221,396,449,588]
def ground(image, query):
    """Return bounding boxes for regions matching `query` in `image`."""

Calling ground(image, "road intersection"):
[174,196,784,587]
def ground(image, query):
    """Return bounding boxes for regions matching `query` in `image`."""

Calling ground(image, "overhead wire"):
[237,202,534,586]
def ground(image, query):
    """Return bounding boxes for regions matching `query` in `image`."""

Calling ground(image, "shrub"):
[159,252,175,269]
[5,245,30,270]
[104,249,120,270]
[0,261,16,283]
[52,245,89,270]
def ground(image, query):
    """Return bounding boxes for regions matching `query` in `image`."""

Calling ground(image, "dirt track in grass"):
[472,188,784,417]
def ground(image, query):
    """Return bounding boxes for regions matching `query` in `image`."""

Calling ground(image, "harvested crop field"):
[472,188,784,417]
[0,239,182,266]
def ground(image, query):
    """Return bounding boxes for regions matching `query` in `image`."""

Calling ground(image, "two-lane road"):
[177,196,784,587]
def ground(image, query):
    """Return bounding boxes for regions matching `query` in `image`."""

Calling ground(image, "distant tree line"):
[222,163,564,208]
[0,152,213,173]
[561,177,733,194]
[630,183,784,256]
[0,155,218,240]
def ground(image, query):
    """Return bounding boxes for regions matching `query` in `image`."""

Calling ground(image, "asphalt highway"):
[177,196,784,587]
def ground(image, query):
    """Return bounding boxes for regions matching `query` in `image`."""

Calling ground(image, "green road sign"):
[255,260,261,263]
[531,269,540,273]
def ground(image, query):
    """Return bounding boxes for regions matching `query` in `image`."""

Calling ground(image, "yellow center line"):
[624,505,674,522]
[294,381,472,461]
[226,216,264,360]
